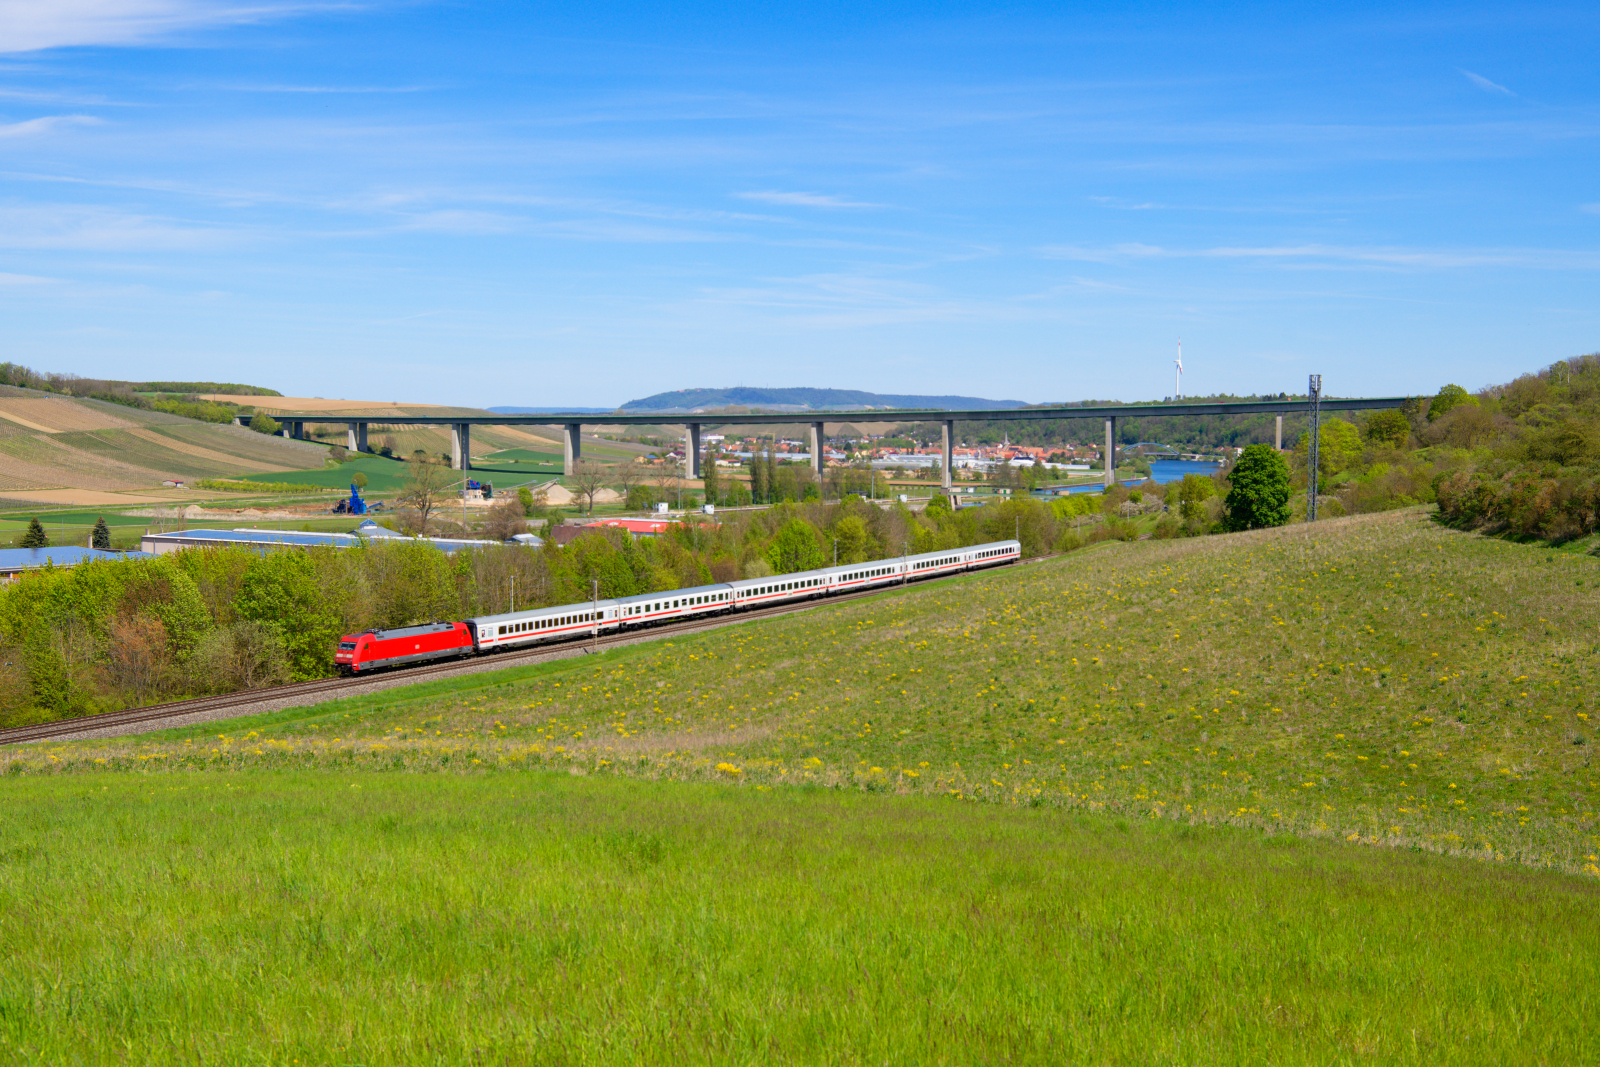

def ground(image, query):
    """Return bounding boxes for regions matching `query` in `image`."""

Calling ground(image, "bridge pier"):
[563,423,582,476]
[450,423,472,471]
[1276,414,1283,450]
[684,423,702,479]
[347,422,369,453]
[810,422,825,480]
[941,419,954,491]
[1104,416,1117,487]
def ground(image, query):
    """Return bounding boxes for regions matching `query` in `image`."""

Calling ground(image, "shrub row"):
[1435,463,1600,541]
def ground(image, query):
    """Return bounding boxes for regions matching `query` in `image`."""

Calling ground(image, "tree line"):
[0,495,1113,728]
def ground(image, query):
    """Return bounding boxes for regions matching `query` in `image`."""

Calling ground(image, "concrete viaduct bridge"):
[252,394,1414,491]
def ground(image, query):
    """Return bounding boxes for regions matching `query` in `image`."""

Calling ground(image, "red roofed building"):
[590,518,688,537]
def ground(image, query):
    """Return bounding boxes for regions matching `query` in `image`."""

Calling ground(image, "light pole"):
[510,575,515,614]
[591,578,599,654]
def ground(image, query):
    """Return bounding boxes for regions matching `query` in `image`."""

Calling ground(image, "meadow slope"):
[18,507,1599,876]
[2,773,1594,1065]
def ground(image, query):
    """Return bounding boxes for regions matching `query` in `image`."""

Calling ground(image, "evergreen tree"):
[702,456,720,506]
[1222,445,1291,531]
[20,517,48,548]
[748,455,767,505]
[91,517,112,551]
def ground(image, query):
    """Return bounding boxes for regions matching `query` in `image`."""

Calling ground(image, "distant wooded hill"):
[619,387,1027,413]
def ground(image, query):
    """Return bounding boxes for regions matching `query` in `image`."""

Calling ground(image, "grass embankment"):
[19,508,1600,875]
[1,772,1593,1064]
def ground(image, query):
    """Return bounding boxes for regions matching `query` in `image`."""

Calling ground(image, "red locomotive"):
[334,621,474,674]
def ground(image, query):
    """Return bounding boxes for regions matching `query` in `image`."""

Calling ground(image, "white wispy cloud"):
[1459,69,1514,96]
[736,190,881,209]
[0,115,102,138]
[213,83,435,94]
[0,0,342,54]
[0,204,237,250]
[688,272,1063,330]
[1582,203,1600,215]
[1037,242,1600,270]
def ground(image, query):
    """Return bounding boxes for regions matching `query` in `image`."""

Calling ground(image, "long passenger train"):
[334,539,1021,674]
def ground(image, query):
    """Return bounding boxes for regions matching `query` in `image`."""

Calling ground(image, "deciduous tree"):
[1364,409,1411,449]
[766,518,825,573]
[104,613,170,704]
[482,499,528,541]
[1223,444,1291,531]
[611,459,643,505]
[651,458,680,510]
[1428,383,1477,422]
[570,460,609,515]
[397,459,455,535]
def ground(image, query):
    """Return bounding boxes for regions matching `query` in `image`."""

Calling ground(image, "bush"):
[195,479,325,494]
[1365,409,1410,449]
[249,413,282,435]
[1436,464,1600,541]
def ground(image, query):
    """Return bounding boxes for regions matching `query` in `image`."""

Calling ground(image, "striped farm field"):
[121,427,283,473]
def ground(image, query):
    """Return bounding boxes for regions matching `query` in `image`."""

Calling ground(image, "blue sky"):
[0,1,1596,407]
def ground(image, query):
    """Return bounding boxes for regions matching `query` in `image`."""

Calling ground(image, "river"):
[1045,458,1224,496]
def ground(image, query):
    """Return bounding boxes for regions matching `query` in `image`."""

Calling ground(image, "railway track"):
[1,554,1050,745]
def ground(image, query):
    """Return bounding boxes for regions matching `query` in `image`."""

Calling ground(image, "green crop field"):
[479,447,563,466]
[7,507,1600,1061]
[263,454,418,494]
[0,772,1593,1065]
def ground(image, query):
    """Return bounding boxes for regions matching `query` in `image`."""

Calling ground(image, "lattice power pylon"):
[1306,373,1322,522]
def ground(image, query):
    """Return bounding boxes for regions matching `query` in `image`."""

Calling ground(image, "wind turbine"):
[1174,340,1183,399]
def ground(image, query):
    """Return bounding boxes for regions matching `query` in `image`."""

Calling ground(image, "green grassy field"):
[29,507,1598,875]
[1,771,1593,1065]
[478,447,563,466]
[7,507,1600,1060]
[0,508,374,549]
[260,453,417,494]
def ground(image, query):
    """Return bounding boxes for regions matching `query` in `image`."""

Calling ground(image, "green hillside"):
[30,506,1600,876]
[8,506,1600,1062]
